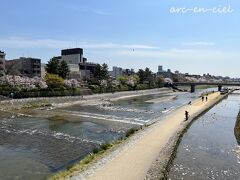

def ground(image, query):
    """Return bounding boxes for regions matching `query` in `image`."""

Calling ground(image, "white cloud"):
[66,5,110,15]
[115,48,197,59]
[0,37,158,50]
[114,48,240,61]
[183,41,215,46]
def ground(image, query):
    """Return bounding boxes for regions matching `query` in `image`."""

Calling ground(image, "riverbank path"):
[75,92,222,180]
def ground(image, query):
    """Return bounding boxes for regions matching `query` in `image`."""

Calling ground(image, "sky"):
[0,0,240,77]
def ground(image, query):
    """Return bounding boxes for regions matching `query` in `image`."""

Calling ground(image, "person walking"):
[185,111,189,121]
[202,96,204,102]
[206,96,208,101]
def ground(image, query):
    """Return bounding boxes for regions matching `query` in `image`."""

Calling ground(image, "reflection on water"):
[0,89,213,179]
[169,93,240,179]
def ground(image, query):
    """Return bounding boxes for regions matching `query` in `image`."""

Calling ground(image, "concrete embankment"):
[68,91,230,180]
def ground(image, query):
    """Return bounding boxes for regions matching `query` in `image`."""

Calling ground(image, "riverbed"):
[0,88,212,179]
[168,91,240,179]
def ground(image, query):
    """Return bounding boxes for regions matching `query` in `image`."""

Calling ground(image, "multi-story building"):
[123,68,135,76]
[61,48,83,64]
[110,66,123,78]
[158,65,163,73]
[6,57,41,77]
[0,51,6,76]
[41,63,46,78]
[79,62,97,80]
[157,66,173,79]
[59,48,97,80]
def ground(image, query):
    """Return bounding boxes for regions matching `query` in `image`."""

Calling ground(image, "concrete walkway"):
[73,92,223,180]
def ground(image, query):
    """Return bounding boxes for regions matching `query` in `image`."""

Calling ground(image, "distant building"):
[83,57,87,63]
[157,66,173,79]
[158,65,163,73]
[175,70,180,74]
[41,63,46,78]
[61,48,83,64]
[59,48,98,80]
[79,62,97,80]
[111,66,123,78]
[0,51,6,76]
[68,64,81,79]
[123,68,135,76]
[6,57,41,77]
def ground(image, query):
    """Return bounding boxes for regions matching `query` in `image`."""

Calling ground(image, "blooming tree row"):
[0,75,82,91]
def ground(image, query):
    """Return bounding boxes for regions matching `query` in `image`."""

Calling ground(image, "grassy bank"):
[196,85,216,89]
[48,128,140,180]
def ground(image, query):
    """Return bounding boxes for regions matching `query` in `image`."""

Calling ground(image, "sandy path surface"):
[71,92,222,180]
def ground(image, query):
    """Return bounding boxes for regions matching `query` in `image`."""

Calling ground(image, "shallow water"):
[0,89,212,179]
[168,92,240,180]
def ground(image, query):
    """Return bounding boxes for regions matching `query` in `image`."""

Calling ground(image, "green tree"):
[93,64,101,80]
[100,63,109,80]
[156,76,164,87]
[137,69,145,83]
[144,68,152,80]
[117,75,128,85]
[45,57,60,75]
[45,73,64,89]
[59,60,70,79]
[93,63,109,80]
[137,68,155,87]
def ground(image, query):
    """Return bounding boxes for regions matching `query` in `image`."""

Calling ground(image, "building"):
[110,66,123,78]
[0,51,6,76]
[79,62,97,80]
[123,68,135,76]
[61,48,83,64]
[158,65,163,73]
[41,63,46,78]
[157,66,173,79]
[68,64,81,79]
[6,57,41,77]
[60,48,83,79]
[59,48,97,80]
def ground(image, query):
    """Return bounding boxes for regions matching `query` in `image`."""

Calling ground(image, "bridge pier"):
[218,85,222,91]
[190,84,195,93]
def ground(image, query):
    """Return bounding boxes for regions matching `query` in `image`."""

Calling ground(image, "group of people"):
[202,96,208,102]
[185,93,212,121]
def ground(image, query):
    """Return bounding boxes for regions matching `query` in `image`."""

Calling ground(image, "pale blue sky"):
[0,0,240,77]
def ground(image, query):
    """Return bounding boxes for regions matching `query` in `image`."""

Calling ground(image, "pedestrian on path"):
[206,96,208,101]
[185,111,189,121]
[202,96,204,102]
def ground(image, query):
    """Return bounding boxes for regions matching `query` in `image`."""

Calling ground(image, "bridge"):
[168,82,240,93]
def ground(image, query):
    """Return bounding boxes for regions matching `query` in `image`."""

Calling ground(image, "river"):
[168,91,240,179]
[0,89,213,179]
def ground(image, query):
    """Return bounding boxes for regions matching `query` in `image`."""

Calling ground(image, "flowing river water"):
[168,90,240,179]
[0,88,228,179]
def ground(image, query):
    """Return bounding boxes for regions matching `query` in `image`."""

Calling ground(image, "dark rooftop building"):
[61,48,83,64]
[61,48,83,56]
